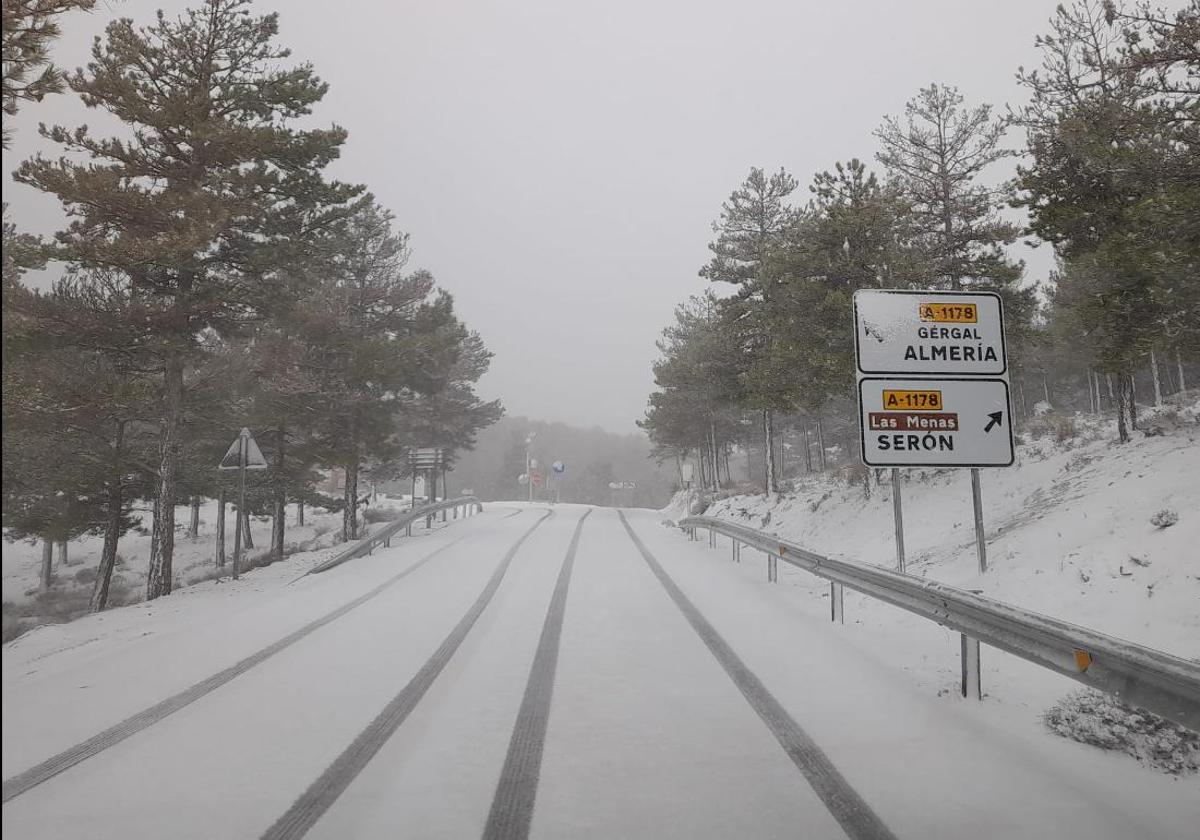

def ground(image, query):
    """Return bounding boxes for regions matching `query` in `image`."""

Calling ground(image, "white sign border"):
[857,376,1015,469]
[853,289,1009,377]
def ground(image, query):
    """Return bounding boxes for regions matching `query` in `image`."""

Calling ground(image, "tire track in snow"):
[2,533,473,803]
[618,511,898,840]
[483,508,592,840]
[260,509,555,840]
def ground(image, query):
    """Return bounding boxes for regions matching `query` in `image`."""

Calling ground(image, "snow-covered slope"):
[700,403,1199,660]
[673,401,1199,768]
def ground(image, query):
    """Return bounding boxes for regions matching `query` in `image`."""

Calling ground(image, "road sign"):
[680,463,694,483]
[859,378,1014,467]
[410,447,443,469]
[518,473,529,486]
[218,428,268,470]
[551,460,565,474]
[853,289,1006,376]
[531,471,543,487]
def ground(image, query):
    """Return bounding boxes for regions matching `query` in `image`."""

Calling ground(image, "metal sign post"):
[891,468,906,573]
[551,460,565,505]
[218,428,268,579]
[971,468,987,573]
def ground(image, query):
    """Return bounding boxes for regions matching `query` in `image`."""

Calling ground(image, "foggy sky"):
[2,0,1060,433]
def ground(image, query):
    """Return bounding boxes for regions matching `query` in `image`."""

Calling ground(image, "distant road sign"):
[551,460,565,474]
[859,378,1013,467]
[531,471,543,487]
[680,463,694,483]
[854,289,1006,376]
[410,447,443,469]
[218,428,268,470]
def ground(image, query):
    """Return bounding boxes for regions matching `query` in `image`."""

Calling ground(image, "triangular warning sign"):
[218,428,269,470]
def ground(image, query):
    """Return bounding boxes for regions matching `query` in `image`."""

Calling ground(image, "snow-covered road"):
[3,506,1195,839]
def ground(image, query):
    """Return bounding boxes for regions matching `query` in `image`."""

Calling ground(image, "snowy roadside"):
[1,497,415,642]
[0,506,470,683]
[664,402,1200,772]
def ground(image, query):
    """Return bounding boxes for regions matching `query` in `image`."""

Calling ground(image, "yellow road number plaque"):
[882,389,943,411]
[919,303,977,323]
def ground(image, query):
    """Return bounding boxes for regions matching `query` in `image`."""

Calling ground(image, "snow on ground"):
[676,400,1199,770]
[1,496,418,640]
[2,502,1194,837]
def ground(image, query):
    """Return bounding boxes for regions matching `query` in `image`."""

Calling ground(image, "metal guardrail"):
[307,497,484,575]
[680,515,1200,732]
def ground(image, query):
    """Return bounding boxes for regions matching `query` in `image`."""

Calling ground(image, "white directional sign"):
[858,378,1014,467]
[854,289,1006,376]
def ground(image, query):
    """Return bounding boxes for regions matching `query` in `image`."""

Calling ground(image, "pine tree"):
[1013,0,1196,437]
[1,0,96,147]
[875,84,1023,288]
[701,167,798,493]
[15,0,359,597]
[300,200,461,541]
[2,275,156,603]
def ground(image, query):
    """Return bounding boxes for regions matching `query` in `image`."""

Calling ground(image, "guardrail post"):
[731,539,737,563]
[831,582,844,623]
[708,528,716,549]
[961,634,981,700]
[384,536,390,548]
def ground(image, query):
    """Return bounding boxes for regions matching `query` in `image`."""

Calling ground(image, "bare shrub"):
[1026,411,1077,442]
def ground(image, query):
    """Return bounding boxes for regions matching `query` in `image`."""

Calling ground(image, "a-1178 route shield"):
[859,377,1014,467]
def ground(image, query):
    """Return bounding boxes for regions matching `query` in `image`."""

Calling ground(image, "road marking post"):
[831,582,844,624]
[961,634,981,700]
[891,468,906,573]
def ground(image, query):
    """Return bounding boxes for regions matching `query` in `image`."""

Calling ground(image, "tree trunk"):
[1042,374,1051,406]
[1150,349,1163,406]
[241,507,254,550]
[40,539,53,590]
[1177,349,1187,395]
[215,488,226,567]
[342,458,359,542]
[56,541,68,567]
[187,496,200,539]
[1115,374,1130,443]
[147,351,184,600]
[272,425,286,563]
[1127,373,1138,431]
[763,409,777,495]
[91,422,125,612]
[816,417,827,471]
[297,501,305,527]
[709,421,720,492]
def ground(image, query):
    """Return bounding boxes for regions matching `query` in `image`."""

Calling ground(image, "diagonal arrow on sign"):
[984,411,1003,433]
